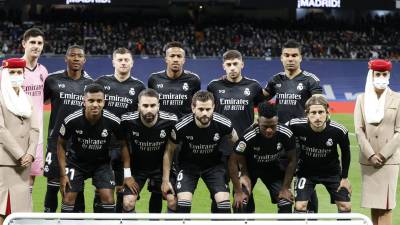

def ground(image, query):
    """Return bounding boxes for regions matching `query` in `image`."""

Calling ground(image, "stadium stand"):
[0,13,400,59]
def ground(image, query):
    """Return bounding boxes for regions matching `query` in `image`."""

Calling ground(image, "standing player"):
[121,89,177,213]
[96,47,145,212]
[43,45,93,212]
[58,83,123,213]
[229,102,296,213]
[264,39,323,213]
[207,50,264,212]
[148,41,201,119]
[148,41,201,212]
[287,95,351,213]
[162,91,238,213]
[21,28,49,198]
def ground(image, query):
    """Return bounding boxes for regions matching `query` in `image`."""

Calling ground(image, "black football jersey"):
[207,76,264,136]
[264,71,322,123]
[59,109,123,170]
[96,75,146,118]
[287,118,350,177]
[148,70,201,118]
[44,70,93,139]
[234,124,296,170]
[171,113,233,168]
[121,111,178,171]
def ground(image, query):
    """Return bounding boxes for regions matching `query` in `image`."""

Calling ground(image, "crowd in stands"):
[0,13,399,60]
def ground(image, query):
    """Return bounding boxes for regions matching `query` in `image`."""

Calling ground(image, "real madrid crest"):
[326,138,333,147]
[101,129,108,137]
[182,82,189,91]
[213,133,220,141]
[297,83,304,91]
[160,129,166,138]
[244,88,250,96]
[277,142,282,151]
[60,124,66,136]
[129,88,135,96]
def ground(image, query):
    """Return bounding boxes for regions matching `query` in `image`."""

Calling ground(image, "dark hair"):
[305,95,329,113]
[138,88,159,101]
[223,50,242,61]
[192,90,214,107]
[258,102,277,119]
[164,41,184,53]
[23,28,45,41]
[113,47,132,59]
[84,83,105,95]
[66,45,85,55]
[282,39,302,54]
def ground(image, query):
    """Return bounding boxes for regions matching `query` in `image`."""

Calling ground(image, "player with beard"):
[264,40,323,213]
[229,102,296,213]
[207,50,264,212]
[120,89,177,213]
[96,48,145,212]
[287,95,351,214]
[148,41,201,213]
[20,28,49,199]
[162,91,238,213]
[58,83,124,213]
[43,45,93,212]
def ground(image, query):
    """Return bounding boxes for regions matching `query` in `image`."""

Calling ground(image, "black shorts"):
[109,147,123,186]
[66,163,115,193]
[249,167,285,204]
[295,174,350,204]
[43,138,60,179]
[123,169,162,195]
[176,163,229,196]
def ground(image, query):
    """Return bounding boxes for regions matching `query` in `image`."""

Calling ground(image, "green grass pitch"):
[31,112,399,224]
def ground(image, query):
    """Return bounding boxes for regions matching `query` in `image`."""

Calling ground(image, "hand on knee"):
[295,201,308,212]
[166,194,176,210]
[123,195,136,212]
[337,202,351,213]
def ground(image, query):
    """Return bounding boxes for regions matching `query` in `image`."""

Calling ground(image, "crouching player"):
[120,89,178,213]
[229,102,296,213]
[287,95,351,213]
[58,83,125,213]
[162,91,238,213]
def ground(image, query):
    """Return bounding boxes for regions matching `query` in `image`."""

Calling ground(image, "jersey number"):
[177,170,183,181]
[45,152,52,165]
[65,168,75,181]
[297,177,306,190]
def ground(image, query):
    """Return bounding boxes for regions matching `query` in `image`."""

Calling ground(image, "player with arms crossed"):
[287,95,351,214]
